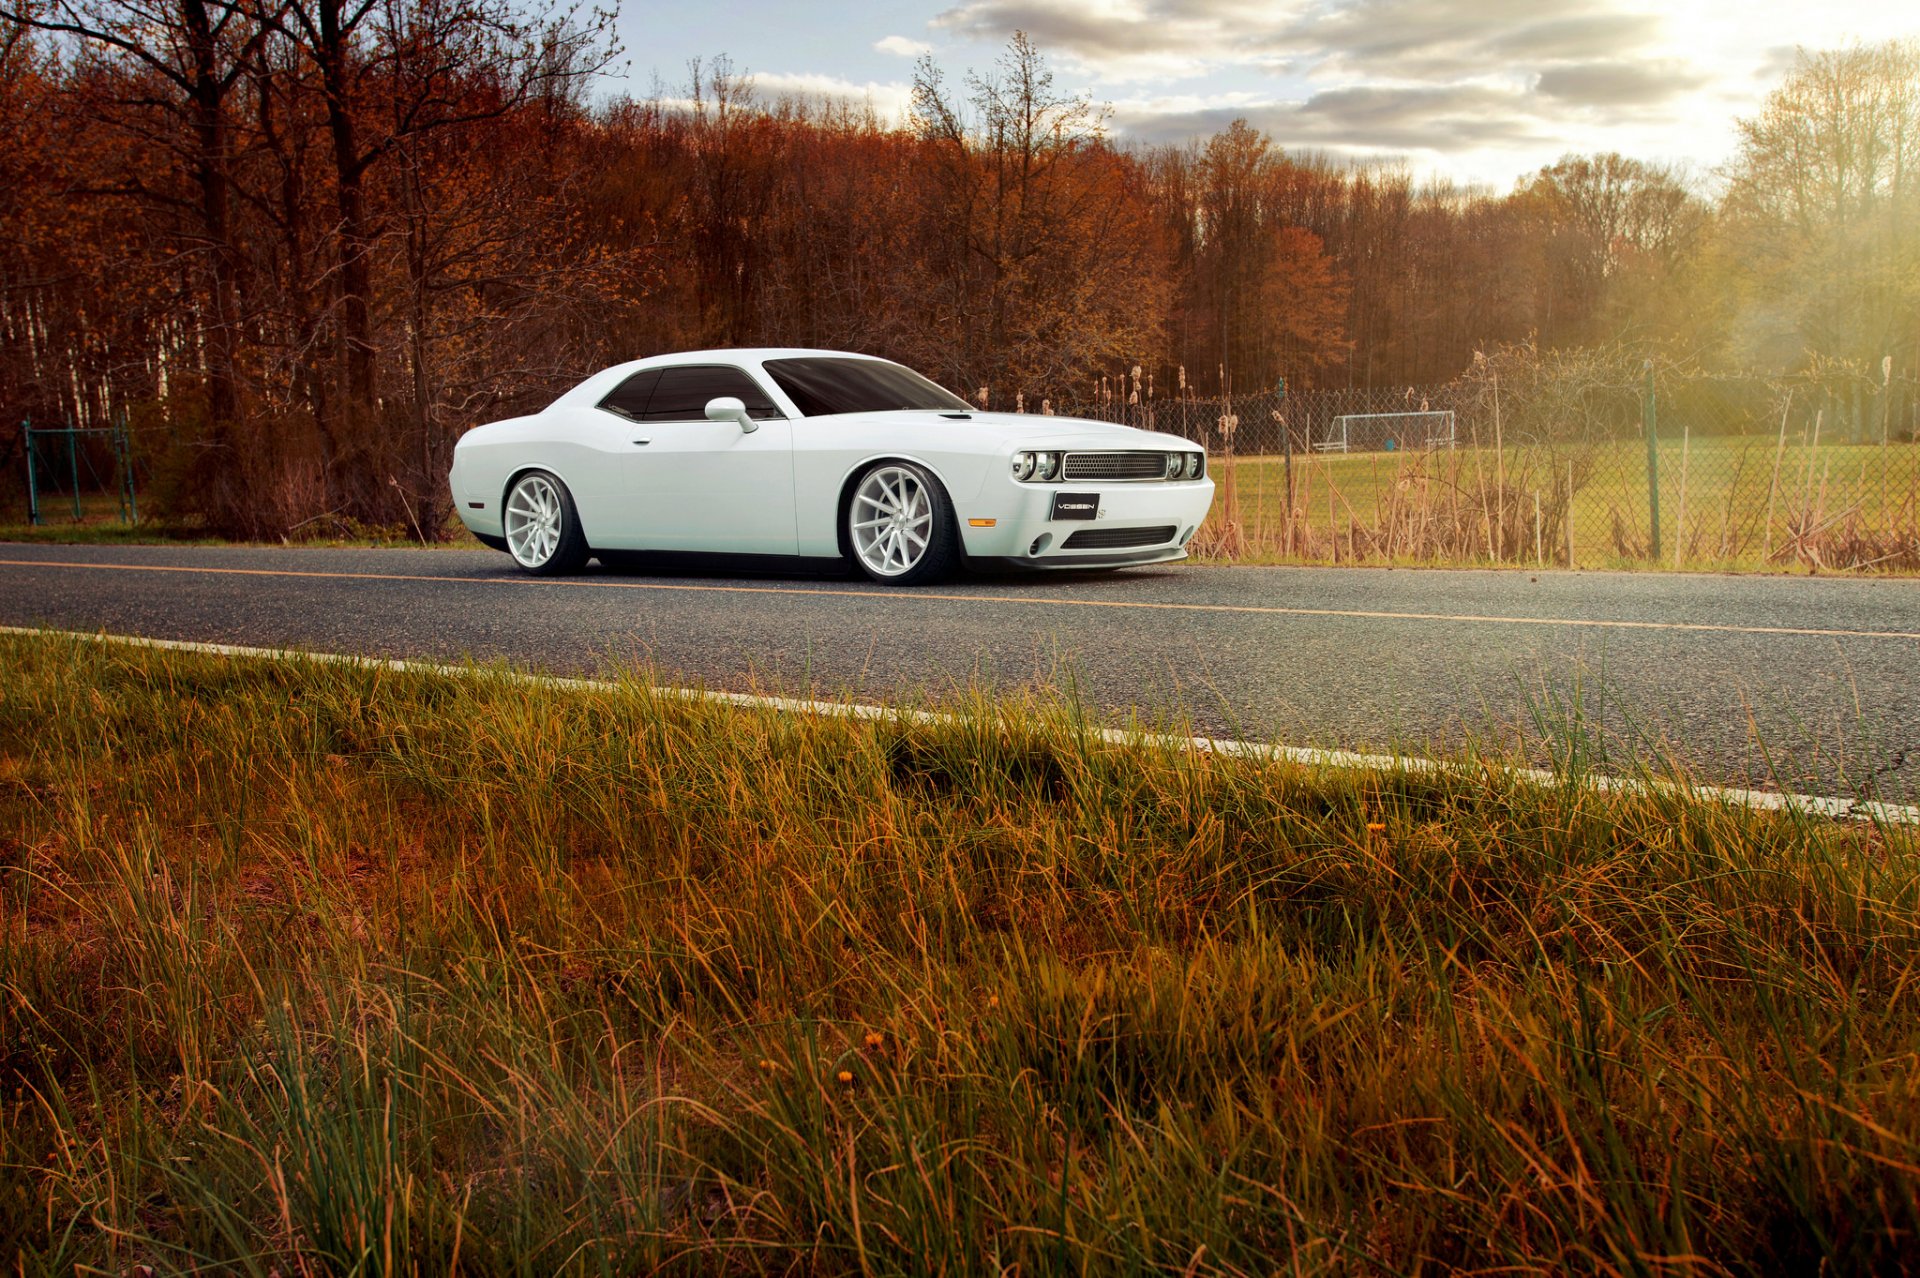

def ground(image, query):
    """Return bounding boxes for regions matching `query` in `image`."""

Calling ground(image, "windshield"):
[763,357,973,416]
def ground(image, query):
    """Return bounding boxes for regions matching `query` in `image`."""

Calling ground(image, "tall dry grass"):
[3,632,1918,1274]
[1195,438,1920,573]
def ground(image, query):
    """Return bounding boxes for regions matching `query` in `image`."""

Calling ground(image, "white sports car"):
[449,348,1215,585]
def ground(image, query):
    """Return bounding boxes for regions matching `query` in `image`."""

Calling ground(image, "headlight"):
[1164,452,1183,479]
[1185,452,1202,479]
[1011,452,1036,482]
[1034,452,1058,481]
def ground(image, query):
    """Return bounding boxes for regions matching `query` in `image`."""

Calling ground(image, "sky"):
[608,0,1920,190]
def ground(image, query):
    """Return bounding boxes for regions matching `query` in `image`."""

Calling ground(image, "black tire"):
[502,470,591,576]
[846,461,960,586]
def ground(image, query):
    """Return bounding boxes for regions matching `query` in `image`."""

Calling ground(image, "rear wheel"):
[503,471,590,576]
[848,462,958,586]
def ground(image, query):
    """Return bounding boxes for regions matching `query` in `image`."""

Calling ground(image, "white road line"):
[4,624,1915,828]
[3,555,1918,641]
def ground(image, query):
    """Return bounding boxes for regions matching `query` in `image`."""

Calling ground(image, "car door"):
[613,363,797,554]
[565,366,661,545]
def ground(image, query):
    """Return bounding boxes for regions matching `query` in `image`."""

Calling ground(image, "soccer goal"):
[1316,410,1456,453]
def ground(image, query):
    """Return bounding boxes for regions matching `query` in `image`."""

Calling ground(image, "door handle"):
[631,438,651,446]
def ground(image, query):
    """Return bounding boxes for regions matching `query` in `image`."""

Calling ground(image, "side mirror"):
[705,396,757,434]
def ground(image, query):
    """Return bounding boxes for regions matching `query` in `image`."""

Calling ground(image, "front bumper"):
[981,546,1191,572]
[957,476,1214,566]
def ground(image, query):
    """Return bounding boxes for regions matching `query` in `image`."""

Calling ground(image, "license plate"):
[1051,492,1099,521]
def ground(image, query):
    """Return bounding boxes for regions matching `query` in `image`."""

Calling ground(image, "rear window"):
[599,364,784,421]
[763,357,972,416]
[598,368,661,419]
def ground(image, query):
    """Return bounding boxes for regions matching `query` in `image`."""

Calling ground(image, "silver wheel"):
[504,473,565,569]
[850,465,935,579]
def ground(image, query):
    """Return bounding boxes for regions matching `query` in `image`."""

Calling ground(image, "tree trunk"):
[315,0,376,436]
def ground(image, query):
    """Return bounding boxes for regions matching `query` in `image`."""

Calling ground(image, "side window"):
[643,366,784,421]
[598,368,661,420]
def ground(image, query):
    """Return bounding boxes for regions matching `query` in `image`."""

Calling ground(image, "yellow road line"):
[2,555,1918,642]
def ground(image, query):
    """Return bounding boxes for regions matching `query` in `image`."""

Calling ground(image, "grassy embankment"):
[3,631,1918,1273]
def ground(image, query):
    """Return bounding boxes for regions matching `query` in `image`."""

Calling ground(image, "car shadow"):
[568,549,1185,592]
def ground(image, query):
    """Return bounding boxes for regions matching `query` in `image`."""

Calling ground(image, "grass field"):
[3,631,1918,1273]
[1199,437,1920,572]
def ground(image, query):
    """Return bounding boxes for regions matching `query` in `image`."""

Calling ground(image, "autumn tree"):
[1191,119,1267,391]
[1159,120,1350,393]
[1519,152,1706,347]
[2,0,281,528]
[254,0,616,519]
[910,32,1168,395]
[1720,40,1919,372]
[379,1,624,529]
[740,97,925,357]
[0,19,66,489]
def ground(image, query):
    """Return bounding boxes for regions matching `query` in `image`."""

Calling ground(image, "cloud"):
[746,72,916,119]
[1110,82,1555,157]
[1751,44,1803,82]
[933,0,1166,57]
[931,0,1292,80]
[1485,14,1664,63]
[932,0,1732,178]
[1293,0,1663,78]
[1298,84,1547,146]
[1534,60,1706,106]
[874,35,933,58]
[614,0,1918,187]
[932,0,1667,80]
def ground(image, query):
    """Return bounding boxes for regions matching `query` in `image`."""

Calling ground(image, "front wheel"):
[848,462,958,586]
[503,471,590,576]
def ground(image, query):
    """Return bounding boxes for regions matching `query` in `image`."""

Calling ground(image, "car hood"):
[832,410,1197,451]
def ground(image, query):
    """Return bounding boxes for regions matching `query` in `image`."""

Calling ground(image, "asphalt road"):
[2,542,1917,798]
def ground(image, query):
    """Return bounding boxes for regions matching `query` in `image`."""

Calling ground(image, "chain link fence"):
[9,365,1918,570]
[3,417,146,527]
[1053,364,1920,571]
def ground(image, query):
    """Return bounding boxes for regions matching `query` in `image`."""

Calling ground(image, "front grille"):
[1062,525,1177,550]
[1062,451,1168,481]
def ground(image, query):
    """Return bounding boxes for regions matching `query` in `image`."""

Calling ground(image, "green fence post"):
[1643,359,1661,560]
[1279,377,1293,534]
[23,418,39,526]
[119,419,139,525]
[65,425,81,520]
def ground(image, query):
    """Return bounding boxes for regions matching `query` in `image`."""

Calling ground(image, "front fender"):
[797,448,994,557]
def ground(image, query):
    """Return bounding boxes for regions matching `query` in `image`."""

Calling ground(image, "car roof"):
[549,348,891,412]
[634,347,885,365]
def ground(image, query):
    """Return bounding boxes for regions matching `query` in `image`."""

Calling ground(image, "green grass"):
[0,521,227,546]
[3,631,1917,1273]
[0,495,191,544]
[1201,437,1920,572]
[0,495,460,549]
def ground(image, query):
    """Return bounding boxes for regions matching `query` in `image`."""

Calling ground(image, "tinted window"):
[642,365,784,421]
[763,357,972,416]
[597,368,661,420]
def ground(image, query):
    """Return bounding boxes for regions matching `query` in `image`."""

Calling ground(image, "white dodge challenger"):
[449,348,1215,585]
